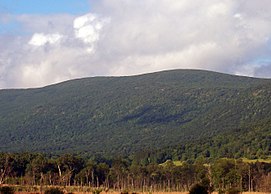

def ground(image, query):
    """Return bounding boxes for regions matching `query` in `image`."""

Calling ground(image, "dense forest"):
[0,70,270,159]
[0,153,271,193]
[0,70,271,192]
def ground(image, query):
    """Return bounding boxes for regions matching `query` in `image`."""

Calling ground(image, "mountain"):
[0,69,270,159]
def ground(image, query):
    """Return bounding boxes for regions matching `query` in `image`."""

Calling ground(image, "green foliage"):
[0,186,14,194]
[189,183,208,194]
[0,70,270,160]
[0,153,270,192]
[44,188,64,194]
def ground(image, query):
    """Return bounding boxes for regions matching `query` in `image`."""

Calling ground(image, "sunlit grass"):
[241,157,271,163]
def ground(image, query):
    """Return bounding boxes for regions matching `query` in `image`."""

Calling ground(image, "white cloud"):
[92,0,271,77]
[73,13,109,53]
[28,33,63,46]
[73,13,96,29]
[73,13,109,44]
[207,2,231,17]
[1,0,271,88]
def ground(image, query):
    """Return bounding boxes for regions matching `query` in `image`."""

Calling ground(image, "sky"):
[1,0,271,89]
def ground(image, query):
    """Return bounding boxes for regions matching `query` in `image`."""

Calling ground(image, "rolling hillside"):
[0,69,270,159]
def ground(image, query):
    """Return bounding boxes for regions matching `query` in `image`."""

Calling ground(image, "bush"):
[189,183,208,194]
[92,188,102,194]
[0,186,14,194]
[44,188,64,194]
[218,189,225,194]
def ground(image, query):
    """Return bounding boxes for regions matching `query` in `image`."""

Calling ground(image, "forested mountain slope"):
[0,69,270,158]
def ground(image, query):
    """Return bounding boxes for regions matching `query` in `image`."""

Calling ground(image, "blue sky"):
[0,0,90,14]
[0,0,90,35]
[0,1,271,89]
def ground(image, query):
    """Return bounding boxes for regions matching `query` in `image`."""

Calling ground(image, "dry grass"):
[101,193,270,194]
[15,191,271,194]
[14,192,270,194]
[242,193,270,194]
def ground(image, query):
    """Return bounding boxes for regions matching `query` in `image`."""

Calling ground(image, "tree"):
[110,159,129,191]
[0,153,15,184]
[211,159,240,191]
[75,160,96,187]
[96,163,110,187]
[56,154,85,186]
[26,154,48,185]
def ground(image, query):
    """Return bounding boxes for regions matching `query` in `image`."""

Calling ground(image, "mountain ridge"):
[2,69,270,91]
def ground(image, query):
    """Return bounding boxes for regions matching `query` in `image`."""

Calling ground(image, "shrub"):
[189,183,208,194]
[44,188,64,194]
[218,189,225,194]
[92,188,102,194]
[0,186,14,194]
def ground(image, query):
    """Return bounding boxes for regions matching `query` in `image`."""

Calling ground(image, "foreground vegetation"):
[0,153,270,193]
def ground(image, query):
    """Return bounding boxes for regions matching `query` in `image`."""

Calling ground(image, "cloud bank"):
[1,0,271,88]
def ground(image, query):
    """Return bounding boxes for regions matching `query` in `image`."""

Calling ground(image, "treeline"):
[0,153,271,193]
